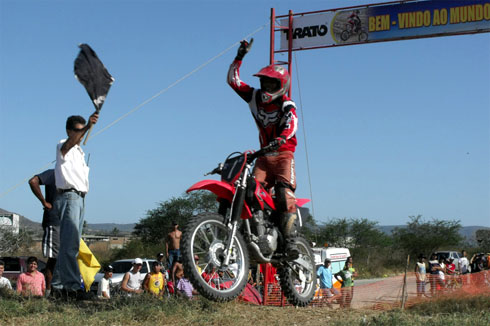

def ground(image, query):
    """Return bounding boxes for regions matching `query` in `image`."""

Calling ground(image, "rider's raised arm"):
[227,59,254,103]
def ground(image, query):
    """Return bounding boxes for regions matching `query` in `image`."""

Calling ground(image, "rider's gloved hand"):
[235,38,254,61]
[268,136,286,150]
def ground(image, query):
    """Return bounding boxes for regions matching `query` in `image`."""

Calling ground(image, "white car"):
[90,258,157,294]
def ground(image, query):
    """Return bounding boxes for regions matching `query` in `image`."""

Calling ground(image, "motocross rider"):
[227,38,300,260]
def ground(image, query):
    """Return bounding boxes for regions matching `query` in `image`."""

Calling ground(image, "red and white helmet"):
[254,64,290,104]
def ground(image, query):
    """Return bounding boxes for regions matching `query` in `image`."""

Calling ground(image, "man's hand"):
[88,111,99,126]
[268,137,286,150]
[235,38,254,61]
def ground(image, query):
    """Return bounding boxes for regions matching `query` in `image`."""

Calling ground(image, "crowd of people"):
[414,250,489,297]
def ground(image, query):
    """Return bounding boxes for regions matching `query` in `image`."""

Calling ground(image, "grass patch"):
[1,292,489,326]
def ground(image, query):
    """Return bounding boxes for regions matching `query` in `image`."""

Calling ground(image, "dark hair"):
[27,256,38,264]
[0,260,4,267]
[324,259,331,265]
[66,115,86,130]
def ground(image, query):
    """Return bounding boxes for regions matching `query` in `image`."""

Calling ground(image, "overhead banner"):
[279,0,490,50]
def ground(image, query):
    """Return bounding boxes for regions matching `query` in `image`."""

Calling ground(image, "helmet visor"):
[260,77,280,93]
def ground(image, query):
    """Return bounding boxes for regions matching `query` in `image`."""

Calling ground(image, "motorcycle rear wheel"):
[181,212,250,302]
[278,236,317,307]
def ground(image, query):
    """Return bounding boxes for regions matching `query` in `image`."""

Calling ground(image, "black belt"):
[57,188,85,198]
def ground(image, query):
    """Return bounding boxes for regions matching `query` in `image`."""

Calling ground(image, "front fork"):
[221,165,250,267]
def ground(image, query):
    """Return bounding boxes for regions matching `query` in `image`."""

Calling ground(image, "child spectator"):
[176,272,198,299]
[97,265,113,299]
[16,256,45,297]
[415,254,427,297]
[0,260,13,290]
[144,261,165,297]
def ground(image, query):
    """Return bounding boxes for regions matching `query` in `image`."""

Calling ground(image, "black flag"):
[74,43,114,112]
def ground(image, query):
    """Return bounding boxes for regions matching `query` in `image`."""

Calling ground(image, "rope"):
[293,52,316,223]
[0,23,268,199]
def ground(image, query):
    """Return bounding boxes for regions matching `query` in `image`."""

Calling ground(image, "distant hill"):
[2,207,488,240]
[377,225,490,244]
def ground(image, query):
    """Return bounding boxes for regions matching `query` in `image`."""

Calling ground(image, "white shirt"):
[55,139,90,193]
[459,257,469,273]
[97,277,110,298]
[0,276,12,290]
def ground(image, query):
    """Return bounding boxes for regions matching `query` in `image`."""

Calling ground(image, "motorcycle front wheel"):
[181,212,250,302]
[278,236,317,307]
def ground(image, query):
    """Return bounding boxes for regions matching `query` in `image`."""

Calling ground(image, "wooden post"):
[401,254,410,309]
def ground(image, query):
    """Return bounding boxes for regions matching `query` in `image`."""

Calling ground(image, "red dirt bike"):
[181,143,317,306]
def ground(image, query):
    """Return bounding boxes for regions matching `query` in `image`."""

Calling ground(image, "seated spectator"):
[97,265,113,299]
[0,260,13,291]
[16,256,45,297]
[143,261,165,297]
[171,256,184,288]
[176,272,198,300]
[121,258,144,295]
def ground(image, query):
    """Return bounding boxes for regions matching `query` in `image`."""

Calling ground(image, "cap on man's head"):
[133,258,143,265]
[104,265,114,272]
[157,252,165,258]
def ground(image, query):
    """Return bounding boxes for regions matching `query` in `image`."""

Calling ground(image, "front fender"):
[187,180,252,219]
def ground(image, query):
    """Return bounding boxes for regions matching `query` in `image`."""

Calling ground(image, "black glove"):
[235,38,254,61]
[268,137,286,151]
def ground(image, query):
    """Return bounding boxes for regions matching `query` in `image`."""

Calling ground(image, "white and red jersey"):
[227,59,298,152]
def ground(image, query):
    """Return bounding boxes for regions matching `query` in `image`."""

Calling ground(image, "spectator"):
[415,254,427,297]
[194,255,202,275]
[28,169,59,297]
[317,258,340,306]
[0,260,13,291]
[428,254,444,295]
[51,112,98,297]
[334,261,354,308]
[458,250,470,274]
[156,252,166,269]
[121,258,144,295]
[176,272,198,300]
[97,265,113,299]
[16,256,45,297]
[346,257,358,301]
[171,256,184,289]
[143,261,165,297]
[166,221,182,270]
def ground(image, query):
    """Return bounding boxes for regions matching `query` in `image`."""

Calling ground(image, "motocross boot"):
[280,212,300,260]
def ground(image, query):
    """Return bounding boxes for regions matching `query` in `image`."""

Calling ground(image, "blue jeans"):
[51,191,84,291]
[168,249,181,269]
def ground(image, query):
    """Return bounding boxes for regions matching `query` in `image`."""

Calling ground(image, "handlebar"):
[247,142,278,163]
[204,143,279,176]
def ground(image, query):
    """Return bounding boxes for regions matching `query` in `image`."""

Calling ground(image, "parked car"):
[0,256,46,290]
[90,258,157,294]
[433,251,461,271]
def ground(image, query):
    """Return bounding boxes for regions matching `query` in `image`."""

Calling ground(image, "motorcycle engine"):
[252,210,278,255]
[258,228,278,255]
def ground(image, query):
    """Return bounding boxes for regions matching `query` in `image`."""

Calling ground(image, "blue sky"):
[1,0,489,227]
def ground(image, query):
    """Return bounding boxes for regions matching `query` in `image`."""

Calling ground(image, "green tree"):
[133,191,218,244]
[475,229,490,251]
[111,227,120,236]
[392,215,462,258]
